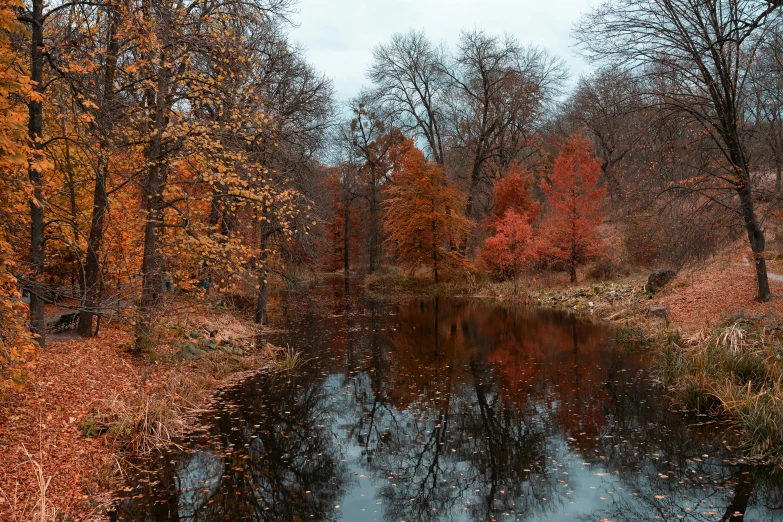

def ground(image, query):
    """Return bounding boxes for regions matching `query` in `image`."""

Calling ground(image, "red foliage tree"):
[541,134,606,283]
[490,162,541,229]
[480,162,541,293]
[481,210,534,294]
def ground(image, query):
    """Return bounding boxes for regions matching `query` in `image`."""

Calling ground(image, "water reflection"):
[114,278,783,521]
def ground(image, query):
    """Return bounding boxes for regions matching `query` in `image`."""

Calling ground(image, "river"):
[112,277,783,521]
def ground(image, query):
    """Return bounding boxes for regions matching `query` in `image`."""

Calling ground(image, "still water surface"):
[114,278,783,521]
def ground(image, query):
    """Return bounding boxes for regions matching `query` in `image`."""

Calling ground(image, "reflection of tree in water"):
[483,305,613,450]
[338,298,570,522]
[570,353,783,522]
[114,372,349,521]
[457,358,564,521]
[114,284,783,522]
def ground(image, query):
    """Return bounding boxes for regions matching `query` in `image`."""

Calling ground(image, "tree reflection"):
[114,372,349,521]
[333,299,573,521]
[114,284,783,522]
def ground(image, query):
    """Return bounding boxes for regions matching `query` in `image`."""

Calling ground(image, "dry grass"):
[85,390,185,456]
[713,379,783,459]
[364,265,479,300]
[263,343,303,373]
[82,351,269,456]
[655,319,783,463]
[0,443,64,522]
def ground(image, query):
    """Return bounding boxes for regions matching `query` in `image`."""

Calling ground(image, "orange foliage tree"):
[384,140,473,282]
[0,1,37,390]
[541,134,606,283]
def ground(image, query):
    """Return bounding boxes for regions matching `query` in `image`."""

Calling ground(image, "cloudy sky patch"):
[288,0,601,103]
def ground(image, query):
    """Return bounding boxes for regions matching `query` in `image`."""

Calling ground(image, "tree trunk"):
[368,166,378,273]
[64,127,81,297]
[255,223,269,325]
[730,127,771,302]
[432,205,439,283]
[78,5,120,337]
[343,191,350,277]
[738,180,770,301]
[255,277,268,325]
[465,154,483,220]
[27,0,46,348]
[136,50,170,351]
[78,161,110,337]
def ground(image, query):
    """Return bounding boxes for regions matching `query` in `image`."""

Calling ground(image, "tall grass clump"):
[655,319,783,463]
[265,344,302,373]
[364,266,420,296]
[82,374,197,455]
[616,323,652,349]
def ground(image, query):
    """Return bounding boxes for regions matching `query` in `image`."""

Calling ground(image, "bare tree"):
[575,0,783,301]
[563,68,647,200]
[339,99,405,273]
[368,30,448,165]
[747,27,783,194]
[444,30,567,219]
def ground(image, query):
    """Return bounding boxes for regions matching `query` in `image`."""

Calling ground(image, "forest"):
[3,0,783,519]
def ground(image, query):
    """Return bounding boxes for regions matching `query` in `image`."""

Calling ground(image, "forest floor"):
[0,303,274,521]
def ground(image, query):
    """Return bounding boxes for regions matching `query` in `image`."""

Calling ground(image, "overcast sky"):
[288,0,602,105]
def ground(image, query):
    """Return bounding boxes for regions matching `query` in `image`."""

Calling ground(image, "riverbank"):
[0,304,276,521]
[526,264,783,466]
[366,254,783,466]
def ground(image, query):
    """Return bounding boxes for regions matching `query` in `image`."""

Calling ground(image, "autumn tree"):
[15,0,74,346]
[245,28,333,325]
[384,140,473,282]
[323,169,364,273]
[121,0,315,343]
[75,0,127,337]
[490,162,541,227]
[0,0,37,388]
[575,0,783,301]
[541,134,606,283]
[481,211,535,295]
[481,163,541,293]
